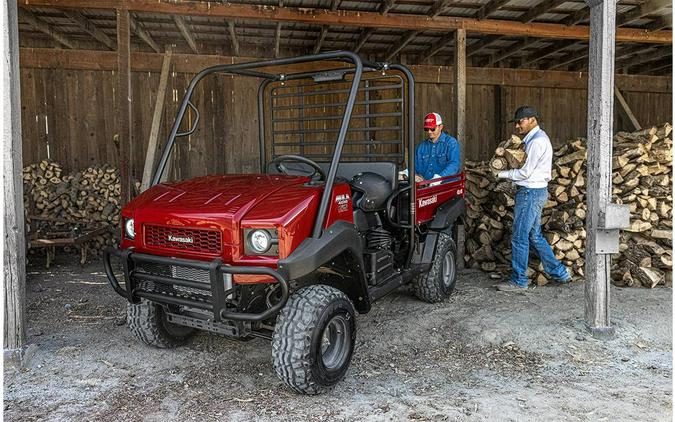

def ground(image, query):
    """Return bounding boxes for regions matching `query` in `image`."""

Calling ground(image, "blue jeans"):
[510,186,569,287]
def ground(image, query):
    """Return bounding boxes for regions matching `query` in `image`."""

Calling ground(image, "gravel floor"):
[4,254,672,421]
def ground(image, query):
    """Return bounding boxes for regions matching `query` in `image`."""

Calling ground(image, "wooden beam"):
[385,30,419,61]
[16,0,673,43]
[129,13,160,53]
[18,7,76,48]
[617,0,670,26]
[476,0,511,20]
[429,0,452,18]
[520,0,567,23]
[274,22,282,58]
[141,49,172,191]
[3,0,28,357]
[421,31,455,62]
[116,9,132,205]
[454,28,466,167]
[19,48,673,93]
[227,20,239,56]
[379,0,397,15]
[62,10,116,50]
[314,26,328,54]
[353,28,375,53]
[614,86,642,131]
[330,0,341,11]
[173,15,199,54]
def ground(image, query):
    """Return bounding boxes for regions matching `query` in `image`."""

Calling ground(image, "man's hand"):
[415,174,424,183]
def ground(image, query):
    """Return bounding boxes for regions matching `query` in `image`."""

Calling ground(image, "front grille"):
[144,224,222,255]
[133,262,233,300]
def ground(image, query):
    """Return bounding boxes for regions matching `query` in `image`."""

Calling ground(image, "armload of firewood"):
[23,160,124,254]
[464,123,672,288]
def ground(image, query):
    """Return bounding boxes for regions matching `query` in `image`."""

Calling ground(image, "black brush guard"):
[104,247,289,323]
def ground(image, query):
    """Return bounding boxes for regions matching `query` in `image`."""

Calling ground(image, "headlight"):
[249,229,271,253]
[124,218,135,239]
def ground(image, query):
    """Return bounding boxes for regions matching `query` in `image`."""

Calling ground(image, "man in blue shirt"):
[414,112,461,183]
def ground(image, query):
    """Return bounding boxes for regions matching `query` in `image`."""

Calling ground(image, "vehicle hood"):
[129,174,315,218]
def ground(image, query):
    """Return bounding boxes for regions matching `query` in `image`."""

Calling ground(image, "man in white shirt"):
[495,106,570,291]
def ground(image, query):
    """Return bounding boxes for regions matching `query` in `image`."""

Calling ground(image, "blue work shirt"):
[414,132,461,180]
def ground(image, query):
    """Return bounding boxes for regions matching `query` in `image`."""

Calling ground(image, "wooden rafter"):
[129,13,161,53]
[385,30,419,61]
[520,0,567,23]
[18,7,76,48]
[227,20,239,56]
[353,28,375,53]
[564,7,589,26]
[467,35,503,57]
[618,0,671,26]
[62,10,115,50]
[646,59,672,74]
[420,31,455,62]
[485,37,537,66]
[476,0,511,20]
[618,47,671,70]
[274,22,282,58]
[520,39,577,67]
[173,15,198,54]
[429,0,452,18]
[646,14,672,31]
[16,0,672,44]
[547,49,587,70]
[615,44,651,61]
[314,26,328,54]
[379,0,397,15]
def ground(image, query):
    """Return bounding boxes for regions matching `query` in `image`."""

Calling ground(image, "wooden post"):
[141,48,172,191]
[116,9,132,205]
[614,86,642,131]
[584,0,617,339]
[3,0,32,365]
[453,28,466,167]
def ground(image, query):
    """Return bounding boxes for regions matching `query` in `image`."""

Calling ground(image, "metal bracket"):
[595,203,630,254]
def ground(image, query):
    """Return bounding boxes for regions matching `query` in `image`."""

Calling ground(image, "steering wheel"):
[267,155,326,181]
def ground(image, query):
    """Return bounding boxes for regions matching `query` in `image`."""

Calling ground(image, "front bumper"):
[104,247,288,323]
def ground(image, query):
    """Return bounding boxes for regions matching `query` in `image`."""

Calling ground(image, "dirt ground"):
[4,253,672,421]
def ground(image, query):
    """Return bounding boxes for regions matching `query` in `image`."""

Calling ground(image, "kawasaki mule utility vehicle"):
[105,51,466,394]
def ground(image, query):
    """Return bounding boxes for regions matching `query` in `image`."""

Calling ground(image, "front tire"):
[272,285,356,395]
[127,300,195,348]
[413,233,458,303]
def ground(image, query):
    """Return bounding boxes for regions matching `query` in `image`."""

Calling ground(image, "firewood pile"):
[23,160,122,254]
[464,123,672,288]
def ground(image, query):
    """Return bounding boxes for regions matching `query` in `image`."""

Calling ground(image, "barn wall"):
[19,66,672,180]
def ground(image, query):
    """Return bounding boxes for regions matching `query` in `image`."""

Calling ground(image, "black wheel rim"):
[442,250,456,288]
[320,315,350,370]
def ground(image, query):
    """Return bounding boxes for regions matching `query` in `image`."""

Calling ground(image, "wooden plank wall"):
[20,66,673,181]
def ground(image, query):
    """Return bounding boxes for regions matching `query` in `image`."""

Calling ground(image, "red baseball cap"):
[424,112,443,129]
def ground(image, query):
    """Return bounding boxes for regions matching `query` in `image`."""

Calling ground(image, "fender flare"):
[277,221,371,312]
[429,197,466,231]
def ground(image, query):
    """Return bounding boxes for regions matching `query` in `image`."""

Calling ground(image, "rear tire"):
[272,285,356,395]
[127,300,195,348]
[413,233,457,303]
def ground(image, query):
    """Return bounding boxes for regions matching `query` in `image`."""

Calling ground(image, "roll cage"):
[150,51,417,245]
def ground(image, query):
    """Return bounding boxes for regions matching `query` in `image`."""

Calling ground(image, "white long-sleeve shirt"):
[498,126,552,189]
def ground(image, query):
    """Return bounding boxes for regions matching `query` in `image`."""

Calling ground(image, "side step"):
[368,274,405,302]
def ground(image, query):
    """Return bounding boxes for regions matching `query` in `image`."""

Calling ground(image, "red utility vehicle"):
[105,51,466,394]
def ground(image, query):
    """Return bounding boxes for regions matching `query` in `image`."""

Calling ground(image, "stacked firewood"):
[23,160,122,253]
[464,123,672,288]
